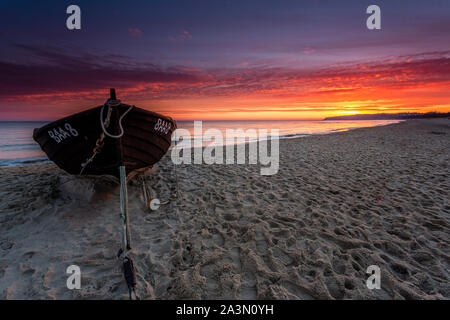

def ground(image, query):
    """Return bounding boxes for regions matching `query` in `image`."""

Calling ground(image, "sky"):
[0,0,449,121]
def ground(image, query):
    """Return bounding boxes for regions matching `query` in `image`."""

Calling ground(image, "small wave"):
[279,133,310,139]
[0,157,49,167]
[0,143,38,148]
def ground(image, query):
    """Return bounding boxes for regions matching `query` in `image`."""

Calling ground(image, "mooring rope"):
[100,101,134,139]
[79,100,133,174]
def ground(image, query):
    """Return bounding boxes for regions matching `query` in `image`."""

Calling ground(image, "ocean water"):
[0,120,401,166]
[0,122,49,166]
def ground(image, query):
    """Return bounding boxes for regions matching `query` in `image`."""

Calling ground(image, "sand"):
[0,119,449,300]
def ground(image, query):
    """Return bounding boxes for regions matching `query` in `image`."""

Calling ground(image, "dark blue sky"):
[1,0,449,67]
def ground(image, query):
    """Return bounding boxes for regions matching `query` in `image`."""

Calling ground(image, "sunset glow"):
[1,1,449,121]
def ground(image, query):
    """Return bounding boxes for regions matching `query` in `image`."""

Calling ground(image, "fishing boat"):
[33,89,177,178]
[33,89,177,299]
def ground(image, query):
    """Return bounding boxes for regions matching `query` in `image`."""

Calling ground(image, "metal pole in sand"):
[119,165,131,255]
[119,165,139,299]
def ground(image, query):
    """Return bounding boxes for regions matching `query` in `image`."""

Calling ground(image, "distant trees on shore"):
[324,112,450,121]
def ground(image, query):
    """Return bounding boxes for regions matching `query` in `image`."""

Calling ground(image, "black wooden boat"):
[33,89,178,298]
[33,89,177,178]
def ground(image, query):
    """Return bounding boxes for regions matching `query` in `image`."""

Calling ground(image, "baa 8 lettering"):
[48,123,79,143]
[154,119,171,134]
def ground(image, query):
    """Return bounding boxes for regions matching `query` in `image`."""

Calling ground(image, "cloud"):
[128,28,142,37]
[1,46,449,119]
[0,45,203,100]
[303,47,316,55]
[169,30,192,41]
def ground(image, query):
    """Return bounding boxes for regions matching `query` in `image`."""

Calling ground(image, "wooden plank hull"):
[33,104,176,178]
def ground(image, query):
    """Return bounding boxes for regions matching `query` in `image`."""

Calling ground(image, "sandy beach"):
[0,119,448,300]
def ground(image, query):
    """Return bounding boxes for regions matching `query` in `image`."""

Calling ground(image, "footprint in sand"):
[212,232,225,247]
[22,251,35,260]
[240,271,257,299]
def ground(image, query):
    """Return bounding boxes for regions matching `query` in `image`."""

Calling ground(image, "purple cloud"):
[128,28,142,37]
[169,30,192,41]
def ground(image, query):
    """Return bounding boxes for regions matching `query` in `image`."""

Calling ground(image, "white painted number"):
[65,123,79,136]
[48,123,79,143]
[154,119,172,135]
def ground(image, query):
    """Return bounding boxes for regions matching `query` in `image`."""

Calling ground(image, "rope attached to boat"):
[79,99,133,174]
[79,135,105,175]
[100,101,134,139]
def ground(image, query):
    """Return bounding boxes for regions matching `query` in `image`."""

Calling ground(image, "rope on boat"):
[100,101,134,139]
[79,134,105,175]
[79,99,133,174]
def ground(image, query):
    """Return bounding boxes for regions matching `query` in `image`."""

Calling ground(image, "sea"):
[0,120,401,166]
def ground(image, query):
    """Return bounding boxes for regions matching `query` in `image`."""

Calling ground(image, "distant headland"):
[324,112,450,120]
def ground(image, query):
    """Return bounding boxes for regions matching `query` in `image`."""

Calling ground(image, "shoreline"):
[0,120,403,167]
[0,119,449,299]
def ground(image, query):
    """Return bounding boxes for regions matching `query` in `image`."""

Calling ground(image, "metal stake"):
[119,165,131,257]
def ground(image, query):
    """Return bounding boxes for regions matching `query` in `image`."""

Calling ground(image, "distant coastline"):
[324,112,450,121]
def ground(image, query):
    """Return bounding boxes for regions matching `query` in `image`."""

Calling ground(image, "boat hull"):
[33,104,177,178]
